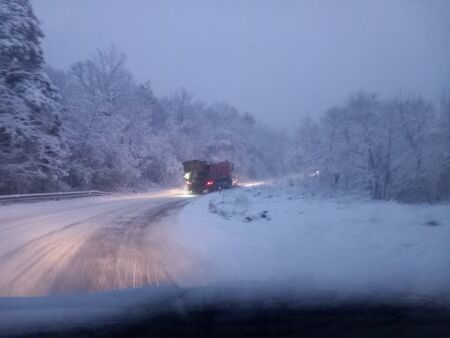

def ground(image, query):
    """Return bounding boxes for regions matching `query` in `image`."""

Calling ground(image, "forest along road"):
[0,188,198,297]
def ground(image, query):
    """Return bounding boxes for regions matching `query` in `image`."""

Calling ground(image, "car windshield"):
[0,1,449,337]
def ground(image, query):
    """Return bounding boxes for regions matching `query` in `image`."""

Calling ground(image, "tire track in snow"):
[0,196,193,296]
[48,200,190,294]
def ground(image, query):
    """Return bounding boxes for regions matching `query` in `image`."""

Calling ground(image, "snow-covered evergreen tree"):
[0,0,65,193]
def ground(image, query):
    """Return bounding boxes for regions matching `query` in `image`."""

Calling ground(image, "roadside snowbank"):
[175,184,450,302]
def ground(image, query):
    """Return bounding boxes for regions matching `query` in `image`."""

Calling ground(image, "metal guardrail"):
[0,190,112,205]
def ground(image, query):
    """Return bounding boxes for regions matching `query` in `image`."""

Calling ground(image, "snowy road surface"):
[0,188,197,297]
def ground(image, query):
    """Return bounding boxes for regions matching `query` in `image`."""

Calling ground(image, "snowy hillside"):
[175,183,450,302]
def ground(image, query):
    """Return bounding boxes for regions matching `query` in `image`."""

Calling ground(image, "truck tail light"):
[205,180,214,186]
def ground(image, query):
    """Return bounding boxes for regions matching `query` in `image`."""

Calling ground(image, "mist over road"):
[0,189,197,297]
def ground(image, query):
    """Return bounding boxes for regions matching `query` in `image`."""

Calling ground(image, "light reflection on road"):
[0,187,199,297]
[239,180,267,188]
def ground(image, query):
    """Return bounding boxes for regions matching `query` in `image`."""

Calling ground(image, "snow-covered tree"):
[291,91,448,202]
[434,92,450,201]
[45,45,287,191]
[0,0,66,194]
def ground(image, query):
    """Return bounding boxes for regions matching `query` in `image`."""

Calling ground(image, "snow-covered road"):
[1,183,450,336]
[1,182,449,302]
[0,188,197,296]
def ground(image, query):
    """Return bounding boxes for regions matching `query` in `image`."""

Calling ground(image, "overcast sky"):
[31,0,450,129]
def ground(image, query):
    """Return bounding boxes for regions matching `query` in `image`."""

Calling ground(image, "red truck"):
[183,160,233,194]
